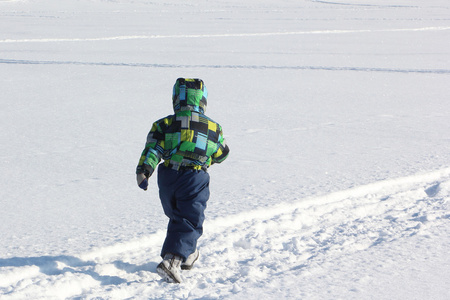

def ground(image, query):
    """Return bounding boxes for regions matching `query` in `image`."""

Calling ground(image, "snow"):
[1,0,449,298]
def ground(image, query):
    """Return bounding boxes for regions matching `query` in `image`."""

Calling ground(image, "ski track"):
[1,168,449,299]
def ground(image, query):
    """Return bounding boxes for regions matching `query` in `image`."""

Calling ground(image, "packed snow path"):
[1,168,449,299]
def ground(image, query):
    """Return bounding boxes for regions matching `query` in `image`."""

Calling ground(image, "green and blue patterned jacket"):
[136,78,229,177]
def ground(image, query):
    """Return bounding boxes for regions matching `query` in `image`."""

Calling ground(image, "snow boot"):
[156,253,183,283]
[181,249,199,270]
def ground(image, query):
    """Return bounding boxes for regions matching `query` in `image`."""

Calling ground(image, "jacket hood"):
[172,78,207,114]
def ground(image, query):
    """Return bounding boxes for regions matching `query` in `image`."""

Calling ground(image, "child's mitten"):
[137,173,148,191]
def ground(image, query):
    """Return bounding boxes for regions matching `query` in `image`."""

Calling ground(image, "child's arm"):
[211,126,230,164]
[136,121,164,189]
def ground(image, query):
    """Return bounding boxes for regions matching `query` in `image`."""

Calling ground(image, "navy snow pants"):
[157,164,210,261]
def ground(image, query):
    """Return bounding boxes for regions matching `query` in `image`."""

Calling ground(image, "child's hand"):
[137,173,148,191]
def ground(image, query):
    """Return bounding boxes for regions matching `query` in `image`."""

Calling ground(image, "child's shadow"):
[0,255,157,286]
[113,260,157,274]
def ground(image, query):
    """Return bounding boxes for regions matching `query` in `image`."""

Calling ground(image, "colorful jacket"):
[136,78,229,177]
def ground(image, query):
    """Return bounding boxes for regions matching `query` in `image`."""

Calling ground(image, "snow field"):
[1,168,449,299]
[1,0,450,299]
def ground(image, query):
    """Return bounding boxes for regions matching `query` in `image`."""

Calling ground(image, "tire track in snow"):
[1,59,449,75]
[311,0,418,8]
[1,168,449,298]
[1,26,449,43]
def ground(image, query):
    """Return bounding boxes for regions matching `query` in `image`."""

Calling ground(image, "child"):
[136,78,230,283]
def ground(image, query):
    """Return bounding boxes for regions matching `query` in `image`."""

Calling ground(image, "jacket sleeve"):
[136,121,164,177]
[211,126,229,164]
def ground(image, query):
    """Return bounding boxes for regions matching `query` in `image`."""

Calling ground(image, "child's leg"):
[157,165,210,261]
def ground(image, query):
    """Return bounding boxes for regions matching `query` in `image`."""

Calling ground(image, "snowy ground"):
[1,0,450,299]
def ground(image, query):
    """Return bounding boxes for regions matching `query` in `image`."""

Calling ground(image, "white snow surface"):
[1,0,450,299]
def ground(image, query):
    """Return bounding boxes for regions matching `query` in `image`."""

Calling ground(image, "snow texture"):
[1,0,450,299]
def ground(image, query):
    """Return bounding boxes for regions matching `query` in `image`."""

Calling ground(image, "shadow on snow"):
[0,255,156,286]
